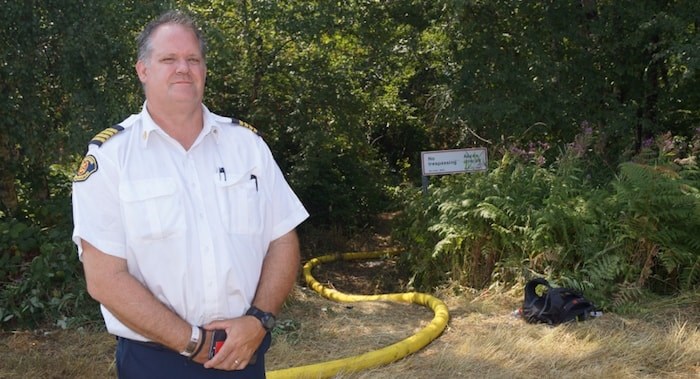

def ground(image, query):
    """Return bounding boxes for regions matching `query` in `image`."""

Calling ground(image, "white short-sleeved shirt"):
[72,103,309,341]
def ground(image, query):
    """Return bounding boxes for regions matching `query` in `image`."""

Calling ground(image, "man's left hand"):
[202,316,266,370]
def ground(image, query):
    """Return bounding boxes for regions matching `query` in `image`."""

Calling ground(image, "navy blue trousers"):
[116,333,271,379]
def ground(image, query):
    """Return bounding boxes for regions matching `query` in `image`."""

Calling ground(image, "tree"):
[423,0,700,160]
[0,1,156,220]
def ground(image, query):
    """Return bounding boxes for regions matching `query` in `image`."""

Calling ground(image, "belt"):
[117,337,172,352]
[117,336,260,364]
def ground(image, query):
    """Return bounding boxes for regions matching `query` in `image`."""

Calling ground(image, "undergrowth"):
[394,128,700,312]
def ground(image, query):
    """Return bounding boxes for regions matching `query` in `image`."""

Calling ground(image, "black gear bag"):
[521,278,599,325]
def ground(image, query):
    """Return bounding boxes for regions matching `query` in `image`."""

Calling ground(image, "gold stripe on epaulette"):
[231,117,261,136]
[89,125,124,147]
[239,120,259,135]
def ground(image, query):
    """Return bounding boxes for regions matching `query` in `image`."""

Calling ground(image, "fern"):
[681,256,700,289]
[614,162,700,291]
[394,131,699,300]
[612,283,646,309]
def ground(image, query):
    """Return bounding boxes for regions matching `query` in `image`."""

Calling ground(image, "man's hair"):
[136,10,207,63]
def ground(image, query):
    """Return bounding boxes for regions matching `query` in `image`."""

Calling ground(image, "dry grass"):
[0,327,116,378]
[2,216,698,378]
[267,285,700,379]
[3,284,697,379]
[268,286,435,371]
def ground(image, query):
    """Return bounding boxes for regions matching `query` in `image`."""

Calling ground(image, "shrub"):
[0,166,100,330]
[394,129,700,310]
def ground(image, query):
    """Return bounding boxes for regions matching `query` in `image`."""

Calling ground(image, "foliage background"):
[0,1,698,329]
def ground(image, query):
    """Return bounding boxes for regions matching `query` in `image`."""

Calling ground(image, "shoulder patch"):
[89,124,125,147]
[73,154,98,182]
[231,117,261,137]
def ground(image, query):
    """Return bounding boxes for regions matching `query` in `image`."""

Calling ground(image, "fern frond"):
[680,256,700,290]
[612,283,645,308]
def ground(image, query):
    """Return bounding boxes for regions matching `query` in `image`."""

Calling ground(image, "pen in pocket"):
[250,174,258,191]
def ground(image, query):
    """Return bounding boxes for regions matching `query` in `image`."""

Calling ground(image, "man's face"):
[136,24,206,108]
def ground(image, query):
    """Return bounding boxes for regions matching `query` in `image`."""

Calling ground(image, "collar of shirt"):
[138,101,225,147]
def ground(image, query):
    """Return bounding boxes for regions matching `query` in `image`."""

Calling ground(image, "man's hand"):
[195,230,300,370]
[198,316,266,370]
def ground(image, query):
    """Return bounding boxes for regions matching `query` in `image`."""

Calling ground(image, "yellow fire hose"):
[267,250,450,379]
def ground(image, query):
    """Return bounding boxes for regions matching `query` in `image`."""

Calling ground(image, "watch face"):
[248,306,276,331]
[262,314,276,330]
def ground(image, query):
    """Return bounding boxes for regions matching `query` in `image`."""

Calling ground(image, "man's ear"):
[135,60,147,83]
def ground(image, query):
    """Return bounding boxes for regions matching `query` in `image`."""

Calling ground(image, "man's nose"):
[175,58,190,73]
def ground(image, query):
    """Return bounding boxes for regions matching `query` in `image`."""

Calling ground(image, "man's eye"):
[161,58,175,63]
[188,58,201,64]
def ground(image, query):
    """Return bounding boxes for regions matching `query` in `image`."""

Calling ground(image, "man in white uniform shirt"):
[71,10,308,378]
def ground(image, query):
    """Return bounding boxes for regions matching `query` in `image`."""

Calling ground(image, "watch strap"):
[179,324,202,358]
[246,306,276,331]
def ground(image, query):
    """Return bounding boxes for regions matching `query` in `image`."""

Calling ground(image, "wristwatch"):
[179,324,202,358]
[246,306,277,332]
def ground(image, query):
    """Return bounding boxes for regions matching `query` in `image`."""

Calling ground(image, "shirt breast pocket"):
[214,173,263,235]
[120,178,185,242]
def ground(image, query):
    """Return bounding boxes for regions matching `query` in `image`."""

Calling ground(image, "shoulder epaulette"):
[231,117,261,137]
[89,124,125,147]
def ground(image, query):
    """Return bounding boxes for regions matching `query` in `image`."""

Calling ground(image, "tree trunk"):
[0,138,19,216]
